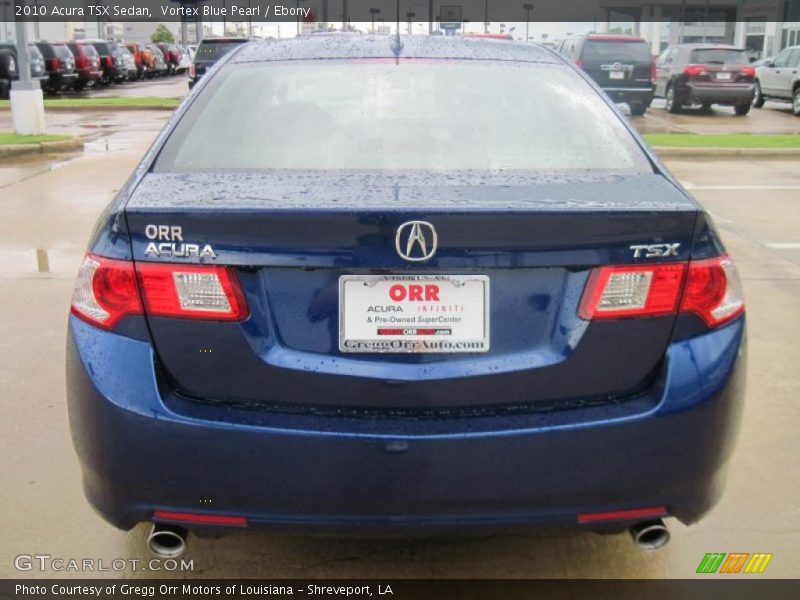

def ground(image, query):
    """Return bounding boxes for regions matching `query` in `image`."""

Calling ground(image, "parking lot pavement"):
[0,113,798,579]
[85,74,190,99]
[634,99,800,134]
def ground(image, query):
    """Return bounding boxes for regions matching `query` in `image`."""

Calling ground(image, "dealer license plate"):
[339,275,490,353]
[609,70,625,80]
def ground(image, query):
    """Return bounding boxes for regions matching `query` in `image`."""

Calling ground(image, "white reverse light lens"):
[172,272,232,313]
[597,271,653,312]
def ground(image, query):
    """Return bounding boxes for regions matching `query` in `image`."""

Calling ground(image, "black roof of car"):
[232,34,559,65]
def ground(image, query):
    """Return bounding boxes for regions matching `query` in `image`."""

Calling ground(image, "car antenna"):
[391,0,404,63]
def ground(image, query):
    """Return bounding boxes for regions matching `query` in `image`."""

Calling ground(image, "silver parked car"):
[753,45,800,115]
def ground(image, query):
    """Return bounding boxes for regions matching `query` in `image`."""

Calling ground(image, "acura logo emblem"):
[396,221,437,262]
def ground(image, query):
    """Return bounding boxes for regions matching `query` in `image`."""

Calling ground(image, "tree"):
[150,24,175,44]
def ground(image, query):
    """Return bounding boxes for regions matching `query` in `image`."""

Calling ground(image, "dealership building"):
[1,0,799,58]
[611,0,800,57]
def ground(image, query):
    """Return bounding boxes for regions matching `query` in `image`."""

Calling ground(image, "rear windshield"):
[81,44,99,58]
[689,48,748,65]
[35,43,54,58]
[581,40,652,63]
[156,60,648,172]
[196,40,248,60]
[53,45,72,61]
[28,45,43,60]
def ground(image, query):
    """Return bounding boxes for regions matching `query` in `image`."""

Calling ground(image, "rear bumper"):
[77,69,103,81]
[601,86,654,105]
[679,83,754,104]
[48,72,78,88]
[67,315,746,533]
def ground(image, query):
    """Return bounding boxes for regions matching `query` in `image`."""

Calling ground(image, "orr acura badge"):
[144,224,217,259]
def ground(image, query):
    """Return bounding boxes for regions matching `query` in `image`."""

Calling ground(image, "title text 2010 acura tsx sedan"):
[67,35,746,556]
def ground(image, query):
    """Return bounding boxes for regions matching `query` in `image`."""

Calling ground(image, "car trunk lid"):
[124,171,699,412]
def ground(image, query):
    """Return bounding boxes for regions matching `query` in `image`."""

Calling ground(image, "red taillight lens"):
[106,55,113,67]
[680,254,744,327]
[71,254,142,329]
[136,263,248,321]
[740,66,755,78]
[684,64,706,77]
[71,254,249,329]
[76,54,88,69]
[579,255,745,328]
[579,263,687,320]
[575,58,583,69]
[651,60,657,81]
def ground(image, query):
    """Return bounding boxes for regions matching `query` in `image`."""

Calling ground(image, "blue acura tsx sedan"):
[67,35,746,556]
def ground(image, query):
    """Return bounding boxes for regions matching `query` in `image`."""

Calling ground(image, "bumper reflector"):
[578,506,667,524]
[152,510,248,527]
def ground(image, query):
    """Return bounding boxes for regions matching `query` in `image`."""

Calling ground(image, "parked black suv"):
[188,37,250,88]
[0,42,48,98]
[655,44,755,115]
[34,42,78,93]
[557,34,655,115]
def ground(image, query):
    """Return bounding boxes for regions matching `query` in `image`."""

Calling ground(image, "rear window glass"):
[581,40,652,63]
[35,44,54,58]
[689,49,748,65]
[82,44,99,58]
[196,40,248,60]
[156,60,648,172]
[54,45,72,60]
[28,45,43,60]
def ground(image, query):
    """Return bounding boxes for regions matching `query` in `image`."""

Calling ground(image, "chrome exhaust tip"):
[629,519,670,551]
[147,523,188,558]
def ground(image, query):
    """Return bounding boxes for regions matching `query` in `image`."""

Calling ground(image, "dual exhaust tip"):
[629,519,670,551]
[147,524,188,558]
[147,518,669,557]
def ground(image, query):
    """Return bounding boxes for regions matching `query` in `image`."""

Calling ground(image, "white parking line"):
[688,185,800,191]
[765,243,800,249]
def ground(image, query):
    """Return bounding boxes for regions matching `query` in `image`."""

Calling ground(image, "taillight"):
[740,66,755,78]
[76,54,88,69]
[579,263,686,320]
[136,262,248,321]
[683,64,706,77]
[71,254,249,329]
[48,57,61,71]
[651,60,657,81]
[106,55,113,67]
[575,59,583,69]
[680,254,744,327]
[579,255,745,328]
[71,255,142,329]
